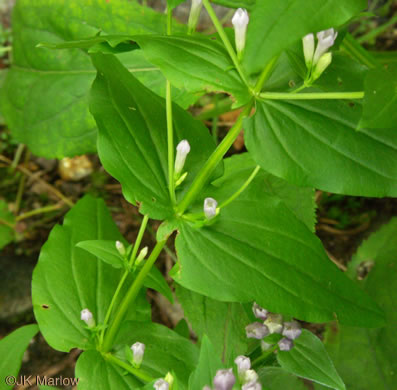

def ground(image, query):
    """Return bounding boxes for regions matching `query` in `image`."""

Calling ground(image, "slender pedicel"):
[188,0,203,34]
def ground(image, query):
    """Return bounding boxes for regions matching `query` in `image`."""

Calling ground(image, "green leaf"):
[211,153,316,231]
[174,319,190,339]
[75,350,141,390]
[116,321,199,386]
[135,35,251,105]
[258,367,306,390]
[145,266,174,304]
[245,99,397,197]
[1,0,193,158]
[167,0,187,10]
[176,284,249,365]
[243,0,367,74]
[89,53,221,220]
[359,65,397,129]
[277,330,345,390]
[212,0,256,10]
[323,218,397,389]
[77,240,125,269]
[174,180,384,326]
[188,335,224,389]
[0,324,39,390]
[0,200,15,249]
[32,196,151,352]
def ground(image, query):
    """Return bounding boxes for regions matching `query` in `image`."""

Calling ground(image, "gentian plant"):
[1,0,397,389]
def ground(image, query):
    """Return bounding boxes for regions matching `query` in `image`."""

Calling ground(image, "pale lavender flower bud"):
[154,379,169,390]
[243,370,258,384]
[302,33,315,69]
[203,387,212,390]
[278,337,294,351]
[188,0,203,33]
[204,197,218,219]
[213,369,236,390]
[235,355,251,376]
[80,308,95,328]
[115,240,126,256]
[252,302,268,320]
[242,381,262,390]
[312,52,332,81]
[264,313,283,334]
[245,322,269,339]
[282,321,302,340]
[313,28,338,64]
[174,140,191,176]
[232,8,249,58]
[131,342,145,367]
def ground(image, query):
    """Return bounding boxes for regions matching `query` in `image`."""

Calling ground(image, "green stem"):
[253,56,279,94]
[177,101,254,214]
[252,344,279,367]
[15,203,63,221]
[202,0,250,88]
[14,150,30,214]
[211,94,220,144]
[11,144,25,171]
[102,240,167,352]
[0,218,15,229]
[99,214,149,346]
[259,91,364,100]
[166,6,172,36]
[341,33,378,69]
[358,13,397,44]
[104,353,154,383]
[219,165,260,209]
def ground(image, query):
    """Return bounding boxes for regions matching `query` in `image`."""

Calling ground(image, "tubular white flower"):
[252,302,268,320]
[242,381,262,390]
[188,0,203,33]
[282,321,302,340]
[174,140,191,176]
[154,379,169,390]
[115,240,126,256]
[204,197,218,219]
[312,52,332,81]
[313,28,337,65]
[80,308,95,328]
[131,342,145,367]
[243,370,258,384]
[264,313,283,334]
[278,337,294,351]
[234,355,251,376]
[245,322,269,339]
[232,8,249,58]
[302,33,315,69]
[213,369,236,390]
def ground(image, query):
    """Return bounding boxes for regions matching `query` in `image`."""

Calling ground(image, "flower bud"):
[278,337,294,351]
[204,197,218,219]
[203,387,212,390]
[232,8,249,59]
[80,308,95,328]
[131,342,145,367]
[312,52,332,81]
[188,0,203,34]
[174,140,191,176]
[242,381,262,390]
[245,322,269,339]
[154,379,169,390]
[213,369,236,390]
[135,246,148,265]
[243,370,258,384]
[234,355,251,376]
[282,321,302,340]
[252,302,268,320]
[115,240,126,256]
[313,28,337,65]
[264,313,283,334]
[302,33,315,69]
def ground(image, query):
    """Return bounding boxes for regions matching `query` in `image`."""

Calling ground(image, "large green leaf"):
[245,99,397,197]
[1,0,193,158]
[116,321,199,387]
[243,0,366,74]
[277,330,345,390]
[188,335,224,389]
[359,65,397,129]
[0,200,15,250]
[135,35,251,105]
[213,0,256,10]
[174,178,384,326]
[176,285,249,366]
[76,350,141,390]
[89,53,220,220]
[32,196,151,352]
[258,367,306,390]
[0,324,39,390]
[322,218,397,389]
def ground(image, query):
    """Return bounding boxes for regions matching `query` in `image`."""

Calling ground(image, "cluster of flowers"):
[202,354,261,390]
[245,303,302,351]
